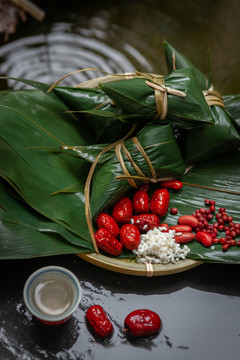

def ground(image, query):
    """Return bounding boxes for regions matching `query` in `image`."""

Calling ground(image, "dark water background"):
[0,0,240,94]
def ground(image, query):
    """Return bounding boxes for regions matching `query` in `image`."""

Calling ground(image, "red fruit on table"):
[86,305,113,339]
[124,309,161,337]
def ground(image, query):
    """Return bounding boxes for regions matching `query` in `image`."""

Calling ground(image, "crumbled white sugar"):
[133,227,190,265]
[130,218,134,224]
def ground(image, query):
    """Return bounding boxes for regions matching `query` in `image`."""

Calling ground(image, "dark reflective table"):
[1,255,239,359]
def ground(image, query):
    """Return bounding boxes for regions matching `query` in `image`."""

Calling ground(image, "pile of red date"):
[94,180,240,254]
[86,305,161,340]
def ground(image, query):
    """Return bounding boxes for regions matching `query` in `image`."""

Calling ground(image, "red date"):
[94,227,122,256]
[132,190,149,214]
[86,305,113,339]
[124,309,161,337]
[120,224,141,250]
[96,213,120,237]
[132,214,160,231]
[112,197,133,224]
[150,189,170,217]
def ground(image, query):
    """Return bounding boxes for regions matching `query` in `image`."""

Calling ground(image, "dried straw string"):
[115,138,175,187]
[203,89,226,109]
[182,182,240,195]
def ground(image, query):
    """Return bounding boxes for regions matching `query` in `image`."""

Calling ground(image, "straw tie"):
[203,89,226,109]
[134,71,186,120]
[115,137,175,188]
[146,263,154,277]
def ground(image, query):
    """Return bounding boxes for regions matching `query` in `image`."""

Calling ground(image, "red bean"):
[159,223,169,231]
[230,239,237,246]
[170,207,178,215]
[170,225,192,232]
[222,243,230,251]
[178,215,199,228]
[210,205,215,212]
[195,231,213,247]
[220,237,226,245]
[174,232,195,244]
[160,180,183,190]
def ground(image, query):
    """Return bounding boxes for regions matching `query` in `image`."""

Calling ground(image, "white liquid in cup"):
[33,274,74,316]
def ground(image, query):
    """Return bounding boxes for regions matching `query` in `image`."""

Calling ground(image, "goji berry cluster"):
[192,199,240,251]
[94,184,170,256]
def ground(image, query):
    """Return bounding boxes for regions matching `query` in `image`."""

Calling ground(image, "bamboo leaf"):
[99,68,214,128]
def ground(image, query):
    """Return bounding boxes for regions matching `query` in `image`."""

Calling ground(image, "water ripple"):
[0,22,153,89]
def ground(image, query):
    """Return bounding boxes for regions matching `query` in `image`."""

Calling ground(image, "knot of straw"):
[203,89,226,109]
[134,71,186,120]
[115,137,174,188]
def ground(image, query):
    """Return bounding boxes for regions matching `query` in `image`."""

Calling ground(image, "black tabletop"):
[0,255,239,360]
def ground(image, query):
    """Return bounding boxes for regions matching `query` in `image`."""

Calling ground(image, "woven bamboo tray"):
[76,74,201,276]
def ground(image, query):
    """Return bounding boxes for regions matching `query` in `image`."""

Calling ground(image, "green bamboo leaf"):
[223,94,240,126]
[100,68,214,128]
[0,181,93,259]
[163,42,240,165]
[163,41,212,90]
[0,89,94,243]
[53,86,132,142]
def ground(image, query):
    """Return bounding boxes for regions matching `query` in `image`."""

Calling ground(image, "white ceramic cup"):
[23,265,81,325]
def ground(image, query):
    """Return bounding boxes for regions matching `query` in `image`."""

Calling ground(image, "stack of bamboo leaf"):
[0,42,240,263]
